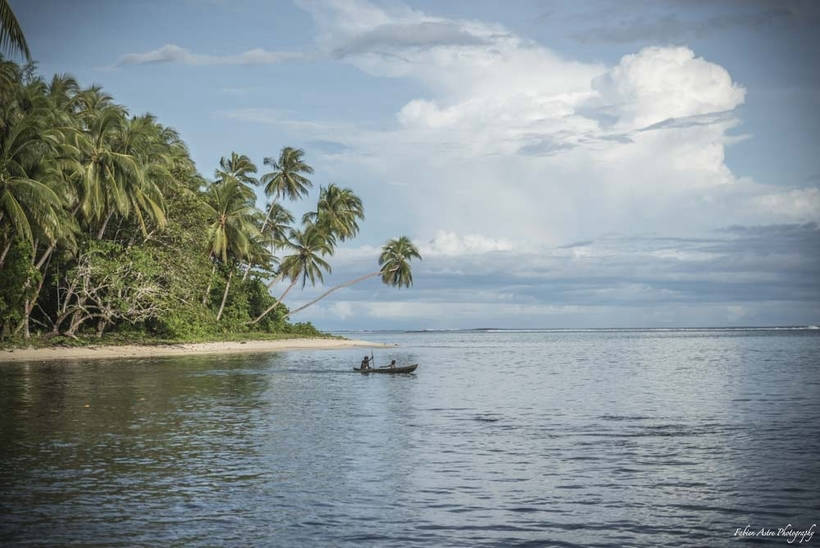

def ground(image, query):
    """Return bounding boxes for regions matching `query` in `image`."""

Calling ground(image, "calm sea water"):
[1,329,818,546]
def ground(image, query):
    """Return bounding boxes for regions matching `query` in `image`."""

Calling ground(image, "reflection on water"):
[1,330,819,546]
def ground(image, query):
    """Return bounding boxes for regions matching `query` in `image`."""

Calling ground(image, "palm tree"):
[241,147,310,282]
[254,202,294,285]
[259,146,312,233]
[0,59,20,104]
[112,115,169,237]
[0,0,30,61]
[377,236,421,287]
[0,113,66,267]
[286,236,421,317]
[262,202,294,248]
[59,101,169,241]
[302,183,364,243]
[201,178,261,320]
[261,147,313,200]
[216,152,258,188]
[0,81,77,337]
[46,73,79,113]
[74,86,114,114]
[65,102,139,237]
[249,224,332,325]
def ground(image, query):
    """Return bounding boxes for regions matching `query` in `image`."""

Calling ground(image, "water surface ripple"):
[1,329,818,546]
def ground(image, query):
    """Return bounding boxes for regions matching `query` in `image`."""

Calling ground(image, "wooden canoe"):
[353,363,418,374]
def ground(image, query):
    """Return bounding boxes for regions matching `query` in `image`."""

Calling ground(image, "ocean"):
[1,328,818,546]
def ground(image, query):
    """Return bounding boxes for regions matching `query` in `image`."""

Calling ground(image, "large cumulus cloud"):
[242,0,816,250]
[227,0,820,327]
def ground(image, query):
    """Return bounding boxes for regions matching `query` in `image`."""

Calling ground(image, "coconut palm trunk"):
[249,278,298,325]
[215,269,233,322]
[96,209,115,240]
[286,270,388,318]
[266,271,284,289]
[241,200,282,282]
[202,263,216,305]
[15,251,53,338]
[0,239,11,268]
[241,261,253,282]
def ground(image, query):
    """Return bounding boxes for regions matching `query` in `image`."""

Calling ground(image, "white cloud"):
[266,1,777,244]
[283,224,820,329]
[590,46,746,130]
[116,44,305,66]
[751,188,820,221]
[212,0,817,247]
[422,230,516,256]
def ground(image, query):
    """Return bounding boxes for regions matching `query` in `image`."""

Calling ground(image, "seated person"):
[361,356,371,370]
[389,359,397,368]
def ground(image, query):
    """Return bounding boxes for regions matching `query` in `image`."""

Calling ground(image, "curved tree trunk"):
[216,269,233,322]
[286,271,380,318]
[96,209,115,240]
[242,202,279,282]
[35,241,56,270]
[14,245,55,338]
[0,239,11,269]
[266,271,284,289]
[202,263,216,306]
[96,317,108,338]
[249,278,297,325]
[259,198,277,237]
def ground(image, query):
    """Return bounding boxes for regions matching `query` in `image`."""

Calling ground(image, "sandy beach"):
[0,338,394,363]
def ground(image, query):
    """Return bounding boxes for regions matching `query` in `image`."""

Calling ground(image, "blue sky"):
[13,0,820,329]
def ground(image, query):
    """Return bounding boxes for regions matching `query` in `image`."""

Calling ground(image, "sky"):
[12,0,820,329]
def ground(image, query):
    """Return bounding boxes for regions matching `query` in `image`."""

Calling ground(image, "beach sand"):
[0,338,394,363]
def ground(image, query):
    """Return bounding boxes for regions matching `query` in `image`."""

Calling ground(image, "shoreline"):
[0,338,395,363]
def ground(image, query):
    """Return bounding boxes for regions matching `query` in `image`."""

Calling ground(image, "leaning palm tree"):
[286,236,421,317]
[249,224,331,325]
[0,0,30,61]
[302,184,364,243]
[201,178,260,320]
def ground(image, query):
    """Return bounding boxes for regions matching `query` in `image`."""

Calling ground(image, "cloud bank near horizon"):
[280,222,820,329]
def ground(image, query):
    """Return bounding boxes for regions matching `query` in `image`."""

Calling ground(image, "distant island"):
[0,59,420,350]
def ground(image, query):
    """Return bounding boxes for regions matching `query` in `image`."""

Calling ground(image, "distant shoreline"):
[0,338,395,363]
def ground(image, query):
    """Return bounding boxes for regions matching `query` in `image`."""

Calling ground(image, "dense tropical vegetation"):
[0,57,421,344]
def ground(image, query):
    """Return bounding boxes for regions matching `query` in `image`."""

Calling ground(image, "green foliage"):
[282,321,323,337]
[152,304,213,340]
[0,58,419,346]
[379,236,422,288]
[0,239,33,335]
[244,277,288,331]
[0,1,30,61]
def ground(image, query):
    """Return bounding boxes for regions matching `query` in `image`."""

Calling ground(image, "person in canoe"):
[361,355,371,370]
[389,360,397,368]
